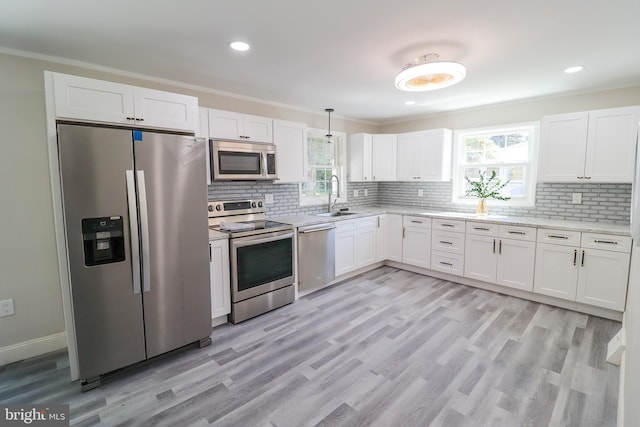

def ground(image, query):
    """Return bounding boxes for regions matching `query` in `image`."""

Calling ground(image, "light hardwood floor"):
[0,267,620,426]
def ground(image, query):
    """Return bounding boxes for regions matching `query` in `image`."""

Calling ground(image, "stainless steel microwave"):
[209,139,277,181]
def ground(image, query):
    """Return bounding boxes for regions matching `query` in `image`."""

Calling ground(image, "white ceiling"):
[1,0,639,124]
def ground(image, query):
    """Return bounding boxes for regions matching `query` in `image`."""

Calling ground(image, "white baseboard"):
[0,332,67,366]
[211,315,228,328]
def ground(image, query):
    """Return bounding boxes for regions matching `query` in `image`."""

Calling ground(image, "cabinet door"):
[416,129,452,181]
[371,134,397,181]
[356,217,377,268]
[375,215,387,262]
[577,248,630,311]
[402,226,431,269]
[496,239,535,291]
[243,114,273,143]
[584,107,639,182]
[348,134,372,182]
[533,243,579,300]
[53,73,135,124]
[273,119,306,183]
[209,109,243,140]
[209,240,231,319]
[133,87,198,132]
[396,132,419,181]
[538,112,589,181]
[335,221,357,276]
[464,234,497,283]
[386,214,403,262]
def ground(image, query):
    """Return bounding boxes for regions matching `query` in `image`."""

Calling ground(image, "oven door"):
[230,229,294,302]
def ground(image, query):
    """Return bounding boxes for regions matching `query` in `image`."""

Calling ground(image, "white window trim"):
[299,128,347,207]
[452,121,539,208]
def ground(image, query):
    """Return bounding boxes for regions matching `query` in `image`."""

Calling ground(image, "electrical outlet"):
[353,189,359,197]
[572,193,582,204]
[364,189,368,197]
[0,299,15,317]
[418,189,424,197]
[264,194,274,204]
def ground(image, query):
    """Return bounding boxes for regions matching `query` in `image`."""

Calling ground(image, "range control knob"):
[251,202,257,208]
[258,201,263,207]
[207,205,214,212]
[215,205,222,211]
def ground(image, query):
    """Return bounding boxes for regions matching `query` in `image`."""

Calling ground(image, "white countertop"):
[208,229,230,241]
[272,205,631,236]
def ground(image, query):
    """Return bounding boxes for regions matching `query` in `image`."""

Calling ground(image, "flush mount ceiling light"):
[395,53,466,92]
[229,41,250,51]
[325,108,334,143]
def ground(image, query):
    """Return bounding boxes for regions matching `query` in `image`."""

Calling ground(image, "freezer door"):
[57,124,146,380]
[134,132,211,357]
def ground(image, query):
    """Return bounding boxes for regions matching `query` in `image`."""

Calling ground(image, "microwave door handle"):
[262,152,267,177]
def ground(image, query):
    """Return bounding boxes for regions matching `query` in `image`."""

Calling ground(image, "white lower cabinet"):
[402,216,432,269]
[209,239,231,319]
[534,230,631,311]
[335,220,357,276]
[356,217,376,268]
[464,223,536,291]
[386,214,404,262]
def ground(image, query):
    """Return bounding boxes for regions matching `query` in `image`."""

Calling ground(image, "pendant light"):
[325,108,334,143]
[395,53,466,92]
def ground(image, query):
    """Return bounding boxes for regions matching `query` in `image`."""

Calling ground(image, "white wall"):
[380,86,640,133]
[624,247,640,426]
[0,51,377,362]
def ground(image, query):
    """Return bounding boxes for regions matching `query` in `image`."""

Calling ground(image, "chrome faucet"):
[328,174,340,212]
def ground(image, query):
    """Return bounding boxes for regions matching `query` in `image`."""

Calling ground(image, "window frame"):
[299,128,347,207]
[452,122,539,207]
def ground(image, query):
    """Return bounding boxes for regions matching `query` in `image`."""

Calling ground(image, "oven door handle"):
[232,231,294,248]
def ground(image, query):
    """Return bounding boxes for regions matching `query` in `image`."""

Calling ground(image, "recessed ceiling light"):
[404,101,416,105]
[564,66,584,74]
[230,41,250,52]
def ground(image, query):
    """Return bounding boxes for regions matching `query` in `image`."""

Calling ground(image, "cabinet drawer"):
[335,219,356,233]
[537,228,581,246]
[581,233,631,253]
[431,251,464,276]
[403,216,432,229]
[432,218,465,232]
[466,221,499,236]
[432,230,465,254]
[499,225,537,242]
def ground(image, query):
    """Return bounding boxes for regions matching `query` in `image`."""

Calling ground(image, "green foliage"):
[464,170,511,201]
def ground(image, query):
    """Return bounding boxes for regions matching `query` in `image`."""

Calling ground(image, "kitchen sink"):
[316,211,357,217]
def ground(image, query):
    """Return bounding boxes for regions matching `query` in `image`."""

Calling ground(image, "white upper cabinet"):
[396,129,452,181]
[273,119,307,183]
[208,109,273,143]
[348,133,398,182]
[52,72,198,132]
[539,106,639,182]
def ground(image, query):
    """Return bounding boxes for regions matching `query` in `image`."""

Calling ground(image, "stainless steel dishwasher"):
[298,223,336,293]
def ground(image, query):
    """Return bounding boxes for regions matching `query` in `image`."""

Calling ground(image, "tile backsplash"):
[209,181,631,224]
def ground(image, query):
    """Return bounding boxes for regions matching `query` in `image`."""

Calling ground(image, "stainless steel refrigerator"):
[57,123,211,390]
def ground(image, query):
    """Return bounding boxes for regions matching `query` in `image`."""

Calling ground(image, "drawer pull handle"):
[439,262,453,266]
[548,235,569,239]
[439,241,453,245]
[410,220,423,224]
[573,249,577,266]
[441,223,454,227]
[474,227,490,231]
[594,240,618,245]
[507,230,526,235]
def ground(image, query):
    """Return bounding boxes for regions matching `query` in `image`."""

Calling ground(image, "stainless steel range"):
[208,199,295,323]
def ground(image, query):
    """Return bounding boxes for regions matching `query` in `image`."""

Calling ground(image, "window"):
[453,122,539,206]
[300,129,346,206]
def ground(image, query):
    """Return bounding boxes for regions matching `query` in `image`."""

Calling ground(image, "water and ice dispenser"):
[82,217,126,266]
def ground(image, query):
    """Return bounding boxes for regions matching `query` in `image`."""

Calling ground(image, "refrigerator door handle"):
[126,170,142,295]
[137,170,152,293]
